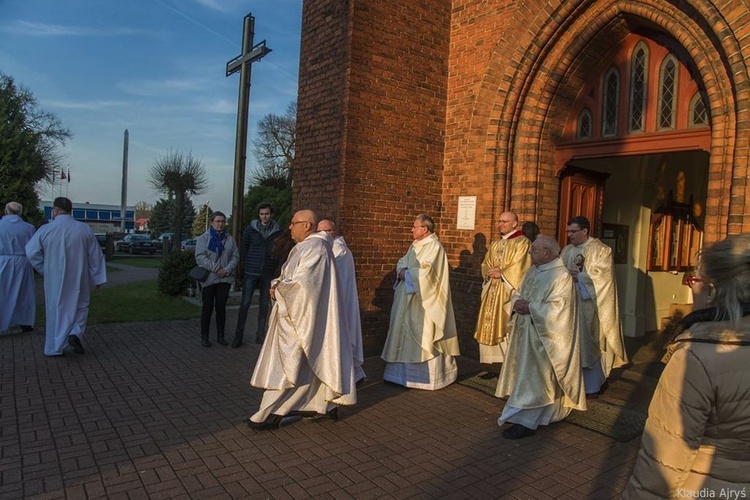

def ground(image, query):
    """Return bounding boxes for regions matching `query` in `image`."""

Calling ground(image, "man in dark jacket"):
[232,202,281,347]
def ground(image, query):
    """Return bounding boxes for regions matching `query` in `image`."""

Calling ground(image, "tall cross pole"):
[226,13,271,242]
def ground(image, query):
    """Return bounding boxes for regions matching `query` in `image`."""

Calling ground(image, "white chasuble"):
[250,232,355,421]
[496,258,586,411]
[561,237,628,374]
[331,235,365,383]
[381,233,460,390]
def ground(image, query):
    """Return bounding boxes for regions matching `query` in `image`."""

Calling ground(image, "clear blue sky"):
[0,0,302,216]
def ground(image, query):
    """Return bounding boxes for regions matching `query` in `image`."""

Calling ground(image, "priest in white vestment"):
[382,214,461,390]
[0,202,36,333]
[317,219,366,383]
[560,216,628,397]
[473,211,532,368]
[248,210,356,430]
[25,197,106,356]
[496,235,586,439]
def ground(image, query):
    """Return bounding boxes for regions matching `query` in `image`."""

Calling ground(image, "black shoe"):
[231,336,242,348]
[501,424,535,440]
[20,325,34,333]
[302,407,339,422]
[201,339,211,348]
[480,371,499,380]
[216,336,228,346]
[255,334,264,345]
[246,415,281,431]
[68,335,85,354]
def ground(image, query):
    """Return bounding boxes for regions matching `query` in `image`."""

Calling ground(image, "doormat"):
[457,371,499,397]
[565,400,647,443]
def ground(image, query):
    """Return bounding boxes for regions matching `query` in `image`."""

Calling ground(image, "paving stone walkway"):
[0,262,658,499]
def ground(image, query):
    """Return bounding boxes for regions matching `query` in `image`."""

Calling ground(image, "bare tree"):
[250,100,295,186]
[148,150,208,247]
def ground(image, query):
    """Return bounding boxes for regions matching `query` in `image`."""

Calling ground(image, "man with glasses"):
[232,202,281,348]
[317,219,366,383]
[472,211,532,377]
[26,197,106,356]
[248,210,356,430]
[381,214,461,390]
[561,216,628,397]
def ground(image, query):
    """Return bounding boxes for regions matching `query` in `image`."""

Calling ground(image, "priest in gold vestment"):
[496,235,586,439]
[248,210,356,430]
[382,214,461,390]
[473,212,532,367]
[560,216,628,397]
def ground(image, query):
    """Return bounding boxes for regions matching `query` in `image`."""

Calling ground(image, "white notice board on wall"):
[457,196,476,230]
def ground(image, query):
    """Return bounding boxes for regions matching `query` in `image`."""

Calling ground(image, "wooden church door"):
[557,165,609,245]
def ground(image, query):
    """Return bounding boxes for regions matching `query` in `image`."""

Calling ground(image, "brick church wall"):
[297,0,452,355]
[297,0,750,355]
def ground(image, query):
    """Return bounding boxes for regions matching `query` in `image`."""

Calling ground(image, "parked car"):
[94,234,107,253]
[116,234,156,255]
[181,238,197,252]
[152,233,174,252]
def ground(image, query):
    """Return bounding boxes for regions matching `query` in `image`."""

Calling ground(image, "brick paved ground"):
[1,263,658,499]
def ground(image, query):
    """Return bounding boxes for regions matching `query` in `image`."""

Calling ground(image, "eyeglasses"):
[567,229,583,234]
[682,275,705,287]
[498,220,514,224]
[290,220,309,225]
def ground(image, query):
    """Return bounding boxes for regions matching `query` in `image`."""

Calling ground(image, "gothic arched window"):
[602,67,620,137]
[658,55,678,130]
[577,109,592,139]
[689,91,709,127]
[629,42,648,133]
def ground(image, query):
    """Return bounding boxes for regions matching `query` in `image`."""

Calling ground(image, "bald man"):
[248,210,356,430]
[473,212,532,374]
[317,219,365,383]
[0,202,36,333]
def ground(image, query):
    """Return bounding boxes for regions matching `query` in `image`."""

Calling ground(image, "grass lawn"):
[36,280,200,325]
[108,256,163,268]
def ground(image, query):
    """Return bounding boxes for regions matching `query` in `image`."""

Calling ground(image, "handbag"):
[189,266,211,282]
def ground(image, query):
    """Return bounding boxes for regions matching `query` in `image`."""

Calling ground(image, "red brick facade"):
[296,0,750,355]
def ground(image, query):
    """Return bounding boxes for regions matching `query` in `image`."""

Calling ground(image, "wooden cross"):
[226,13,271,244]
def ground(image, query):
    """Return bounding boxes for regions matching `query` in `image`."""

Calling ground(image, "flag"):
[67,169,71,182]
[60,169,66,180]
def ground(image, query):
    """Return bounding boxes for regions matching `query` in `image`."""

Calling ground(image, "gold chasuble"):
[496,258,586,411]
[382,233,460,363]
[473,230,531,346]
[560,237,628,373]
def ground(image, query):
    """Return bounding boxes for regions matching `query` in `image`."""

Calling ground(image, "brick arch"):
[470,0,749,241]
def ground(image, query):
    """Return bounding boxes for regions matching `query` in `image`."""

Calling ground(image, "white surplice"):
[381,233,461,390]
[0,214,36,332]
[331,235,366,383]
[25,214,106,355]
[250,232,356,422]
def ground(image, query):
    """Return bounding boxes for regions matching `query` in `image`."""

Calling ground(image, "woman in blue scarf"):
[195,211,239,347]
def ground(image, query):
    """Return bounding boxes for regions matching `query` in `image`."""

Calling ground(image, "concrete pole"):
[120,129,129,232]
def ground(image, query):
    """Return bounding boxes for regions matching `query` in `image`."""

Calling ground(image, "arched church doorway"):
[555,34,710,337]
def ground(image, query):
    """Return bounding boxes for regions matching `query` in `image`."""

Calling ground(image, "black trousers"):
[200,283,231,337]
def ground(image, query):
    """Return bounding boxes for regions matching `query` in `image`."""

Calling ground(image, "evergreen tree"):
[150,197,196,238]
[0,74,71,226]
[192,203,212,237]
